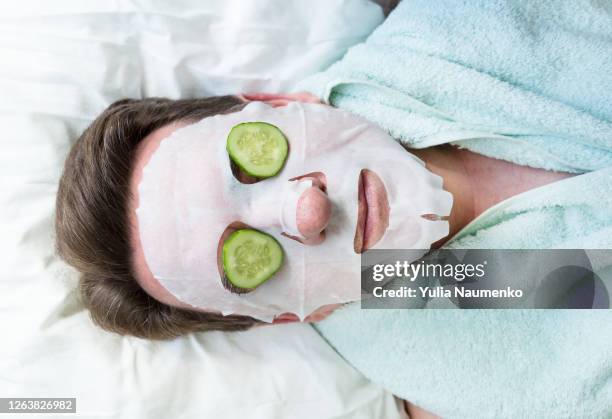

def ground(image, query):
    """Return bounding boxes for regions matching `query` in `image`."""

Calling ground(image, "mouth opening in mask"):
[354,169,390,254]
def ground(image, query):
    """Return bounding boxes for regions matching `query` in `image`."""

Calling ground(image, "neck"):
[408,145,574,246]
[409,145,476,245]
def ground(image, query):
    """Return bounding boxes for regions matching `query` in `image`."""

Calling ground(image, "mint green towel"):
[296,0,612,173]
[295,0,612,416]
[313,168,612,418]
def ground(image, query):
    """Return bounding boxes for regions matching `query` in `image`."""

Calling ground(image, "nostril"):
[296,186,332,238]
[290,171,327,192]
[282,231,325,245]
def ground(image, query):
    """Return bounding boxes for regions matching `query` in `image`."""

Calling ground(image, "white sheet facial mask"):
[137,101,453,321]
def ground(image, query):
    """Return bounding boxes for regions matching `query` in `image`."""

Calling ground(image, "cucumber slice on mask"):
[226,122,288,178]
[221,229,283,293]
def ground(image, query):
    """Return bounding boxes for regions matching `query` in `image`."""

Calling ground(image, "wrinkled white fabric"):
[137,101,453,321]
[0,2,414,418]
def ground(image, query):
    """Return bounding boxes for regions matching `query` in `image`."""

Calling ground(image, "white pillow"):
[0,1,405,418]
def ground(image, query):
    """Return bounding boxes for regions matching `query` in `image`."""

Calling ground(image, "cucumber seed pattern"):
[236,129,277,167]
[234,239,272,278]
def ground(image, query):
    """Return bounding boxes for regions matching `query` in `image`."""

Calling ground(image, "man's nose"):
[296,184,332,244]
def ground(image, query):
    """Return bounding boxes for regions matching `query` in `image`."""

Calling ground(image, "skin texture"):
[296,184,331,239]
[287,171,329,245]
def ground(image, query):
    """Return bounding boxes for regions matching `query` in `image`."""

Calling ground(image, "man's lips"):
[354,169,390,253]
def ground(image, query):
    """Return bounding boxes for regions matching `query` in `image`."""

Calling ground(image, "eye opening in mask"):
[217,221,284,294]
[229,159,259,184]
[226,121,289,183]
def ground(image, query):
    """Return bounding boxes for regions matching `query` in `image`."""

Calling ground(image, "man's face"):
[129,94,452,322]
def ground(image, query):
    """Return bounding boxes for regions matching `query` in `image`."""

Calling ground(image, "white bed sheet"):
[0,1,406,418]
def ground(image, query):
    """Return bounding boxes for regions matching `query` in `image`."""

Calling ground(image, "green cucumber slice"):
[226,122,288,178]
[221,229,283,293]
